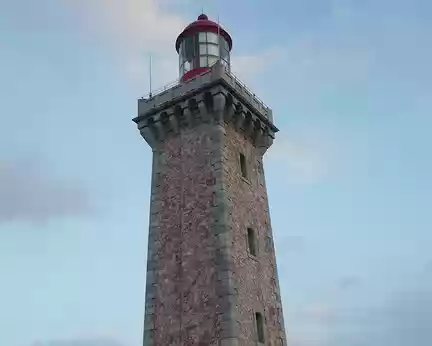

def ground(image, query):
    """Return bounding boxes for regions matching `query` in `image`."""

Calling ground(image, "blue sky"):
[0,0,431,345]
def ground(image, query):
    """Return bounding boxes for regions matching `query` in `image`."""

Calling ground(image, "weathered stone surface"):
[222,123,287,346]
[138,72,286,346]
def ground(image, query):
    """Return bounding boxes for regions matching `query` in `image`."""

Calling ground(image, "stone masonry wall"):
[222,123,287,346]
[141,87,286,346]
[145,120,236,345]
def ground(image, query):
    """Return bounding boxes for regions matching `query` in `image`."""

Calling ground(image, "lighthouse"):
[134,14,287,346]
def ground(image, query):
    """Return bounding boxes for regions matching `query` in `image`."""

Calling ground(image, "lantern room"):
[175,14,233,82]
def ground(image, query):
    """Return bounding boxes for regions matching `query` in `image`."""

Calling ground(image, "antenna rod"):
[217,15,221,63]
[149,54,152,98]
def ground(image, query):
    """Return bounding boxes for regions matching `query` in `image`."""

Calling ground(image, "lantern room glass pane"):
[184,36,195,61]
[199,44,207,55]
[179,31,231,77]
[207,44,219,56]
[219,37,229,51]
[199,32,207,43]
[200,56,208,67]
[208,56,218,66]
[221,48,230,62]
[207,32,218,44]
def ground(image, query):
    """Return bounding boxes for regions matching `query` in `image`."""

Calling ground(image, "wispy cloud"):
[66,0,284,91]
[0,157,92,224]
[337,276,361,290]
[267,130,339,185]
[68,0,185,54]
[290,276,432,346]
[67,0,186,89]
[231,47,286,80]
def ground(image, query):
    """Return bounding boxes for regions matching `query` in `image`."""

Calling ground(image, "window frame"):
[255,312,265,343]
[247,227,258,257]
[239,153,248,179]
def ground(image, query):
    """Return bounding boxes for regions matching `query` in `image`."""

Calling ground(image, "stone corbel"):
[233,103,245,131]
[243,111,255,137]
[223,94,235,123]
[212,93,226,124]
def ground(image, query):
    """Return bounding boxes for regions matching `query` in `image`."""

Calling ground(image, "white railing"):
[224,67,270,110]
[139,64,270,112]
[142,79,179,100]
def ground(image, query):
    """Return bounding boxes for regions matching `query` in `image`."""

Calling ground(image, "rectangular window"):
[199,43,207,55]
[208,56,219,67]
[200,56,208,67]
[255,312,265,343]
[221,47,229,60]
[219,37,229,50]
[247,228,257,256]
[239,153,248,178]
[199,32,207,43]
[207,43,220,56]
[207,32,219,44]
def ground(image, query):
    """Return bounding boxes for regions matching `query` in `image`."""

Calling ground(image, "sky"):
[0,0,431,345]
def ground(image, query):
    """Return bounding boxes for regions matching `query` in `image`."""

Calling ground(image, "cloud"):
[382,286,432,346]
[67,0,186,54]
[337,276,361,290]
[231,47,286,81]
[0,157,92,224]
[300,304,336,323]
[267,130,339,185]
[291,278,432,346]
[66,0,187,89]
[66,0,281,91]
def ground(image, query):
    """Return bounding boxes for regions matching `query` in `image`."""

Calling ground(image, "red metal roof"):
[175,14,233,52]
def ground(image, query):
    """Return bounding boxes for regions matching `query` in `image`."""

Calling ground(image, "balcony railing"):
[224,68,269,110]
[139,64,269,111]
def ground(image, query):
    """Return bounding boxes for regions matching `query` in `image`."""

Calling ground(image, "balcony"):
[138,61,273,123]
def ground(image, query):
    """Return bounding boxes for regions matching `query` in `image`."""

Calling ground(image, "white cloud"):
[0,156,92,224]
[67,0,186,54]
[67,0,187,90]
[267,130,339,185]
[231,47,286,81]
[66,1,284,92]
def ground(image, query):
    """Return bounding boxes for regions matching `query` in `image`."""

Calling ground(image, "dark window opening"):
[240,153,247,178]
[255,312,265,343]
[247,228,257,256]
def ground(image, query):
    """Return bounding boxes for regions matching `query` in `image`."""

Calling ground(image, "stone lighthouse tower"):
[133,14,287,346]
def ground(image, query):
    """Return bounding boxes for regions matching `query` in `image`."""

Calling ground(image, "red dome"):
[175,14,233,52]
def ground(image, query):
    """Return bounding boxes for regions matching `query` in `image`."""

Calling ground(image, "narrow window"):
[255,312,265,343]
[247,228,257,256]
[239,153,247,178]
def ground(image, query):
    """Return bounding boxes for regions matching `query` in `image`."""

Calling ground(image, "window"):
[255,312,265,343]
[208,56,219,67]
[200,56,208,67]
[207,32,219,44]
[239,153,247,178]
[184,35,195,61]
[247,228,257,256]
[199,32,207,42]
[219,37,229,51]
[207,44,220,56]
[199,43,207,55]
